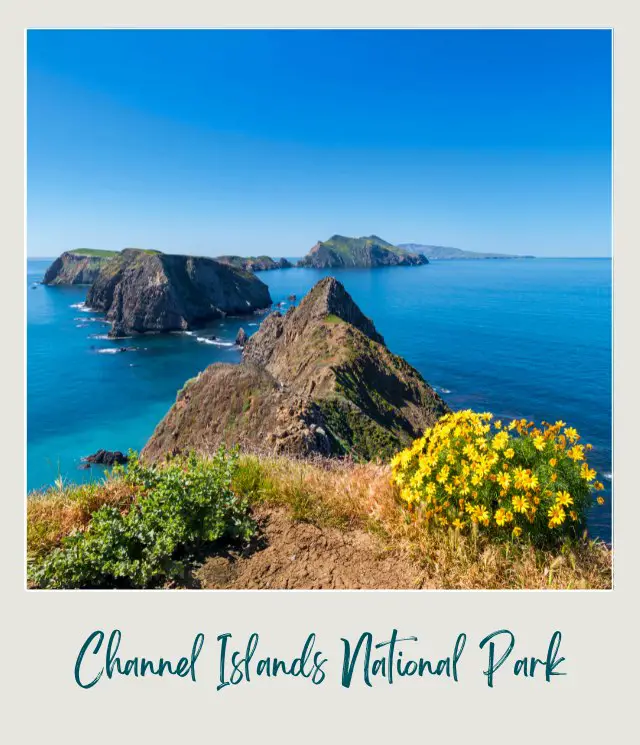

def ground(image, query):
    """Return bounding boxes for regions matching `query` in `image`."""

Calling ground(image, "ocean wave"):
[96,348,120,354]
[603,472,612,481]
[248,323,258,327]
[70,302,99,313]
[196,337,233,347]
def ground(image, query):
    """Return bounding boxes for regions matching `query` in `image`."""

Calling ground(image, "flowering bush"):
[391,410,605,544]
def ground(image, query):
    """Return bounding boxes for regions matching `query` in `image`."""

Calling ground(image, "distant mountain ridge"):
[298,235,428,268]
[398,243,535,260]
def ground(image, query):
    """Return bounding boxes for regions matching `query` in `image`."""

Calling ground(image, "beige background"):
[3,2,638,742]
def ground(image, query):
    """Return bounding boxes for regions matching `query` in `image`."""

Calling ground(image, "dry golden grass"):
[27,479,137,560]
[233,454,612,590]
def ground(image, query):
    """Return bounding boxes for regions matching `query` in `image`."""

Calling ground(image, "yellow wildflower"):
[512,526,522,538]
[547,504,566,527]
[436,465,450,483]
[564,427,579,443]
[504,448,515,459]
[497,471,511,490]
[567,445,585,461]
[533,435,545,451]
[597,496,605,505]
[494,508,508,527]
[555,490,573,507]
[580,462,596,481]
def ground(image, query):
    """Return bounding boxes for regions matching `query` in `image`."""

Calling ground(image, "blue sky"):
[27,30,612,258]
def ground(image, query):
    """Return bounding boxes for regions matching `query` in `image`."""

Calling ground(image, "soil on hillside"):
[194,505,429,590]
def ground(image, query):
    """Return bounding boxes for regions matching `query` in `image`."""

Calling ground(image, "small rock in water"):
[235,328,248,347]
[82,449,128,466]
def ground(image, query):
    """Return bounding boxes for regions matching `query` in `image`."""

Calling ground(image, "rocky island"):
[297,235,428,268]
[85,248,272,337]
[42,249,117,285]
[215,255,293,272]
[143,277,448,462]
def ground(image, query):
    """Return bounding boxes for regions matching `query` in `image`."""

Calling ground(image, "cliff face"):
[297,235,428,268]
[42,250,116,285]
[143,277,448,462]
[86,249,272,337]
[216,255,293,271]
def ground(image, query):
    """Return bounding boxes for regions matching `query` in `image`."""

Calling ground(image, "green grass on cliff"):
[319,235,414,258]
[69,248,118,257]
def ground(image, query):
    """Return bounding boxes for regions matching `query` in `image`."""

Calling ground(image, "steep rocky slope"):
[215,255,293,271]
[42,249,117,285]
[297,235,428,268]
[85,249,272,337]
[143,277,448,462]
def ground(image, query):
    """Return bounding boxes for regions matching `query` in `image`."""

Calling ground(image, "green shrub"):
[29,448,255,588]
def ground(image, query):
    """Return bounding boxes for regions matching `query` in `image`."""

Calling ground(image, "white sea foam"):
[97,348,120,354]
[196,337,233,347]
[603,472,612,481]
[248,323,258,327]
[70,302,99,313]
[88,334,110,340]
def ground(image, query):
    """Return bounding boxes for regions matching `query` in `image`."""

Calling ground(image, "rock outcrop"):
[143,277,448,462]
[235,328,248,347]
[85,249,272,337]
[82,449,128,466]
[43,250,117,285]
[215,255,293,272]
[297,235,428,268]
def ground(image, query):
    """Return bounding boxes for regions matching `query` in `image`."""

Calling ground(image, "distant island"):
[398,243,535,260]
[215,255,293,272]
[297,235,428,268]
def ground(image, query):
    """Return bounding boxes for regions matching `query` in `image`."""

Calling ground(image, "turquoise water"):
[27,258,612,542]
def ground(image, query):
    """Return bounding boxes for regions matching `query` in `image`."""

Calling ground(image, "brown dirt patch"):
[195,505,428,590]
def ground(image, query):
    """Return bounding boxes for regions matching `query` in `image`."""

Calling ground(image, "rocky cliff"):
[297,235,428,268]
[143,277,448,462]
[85,249,272,337]
[215,255,293,271]
[42,249,117,285]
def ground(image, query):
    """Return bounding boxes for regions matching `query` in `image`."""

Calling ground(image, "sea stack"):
[143,277,448,462]
[85,249,272,337]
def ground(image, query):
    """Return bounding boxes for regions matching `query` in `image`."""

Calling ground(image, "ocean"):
[27,257,612,542]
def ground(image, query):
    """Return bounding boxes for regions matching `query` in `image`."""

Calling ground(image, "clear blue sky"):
[27,30,612,258]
